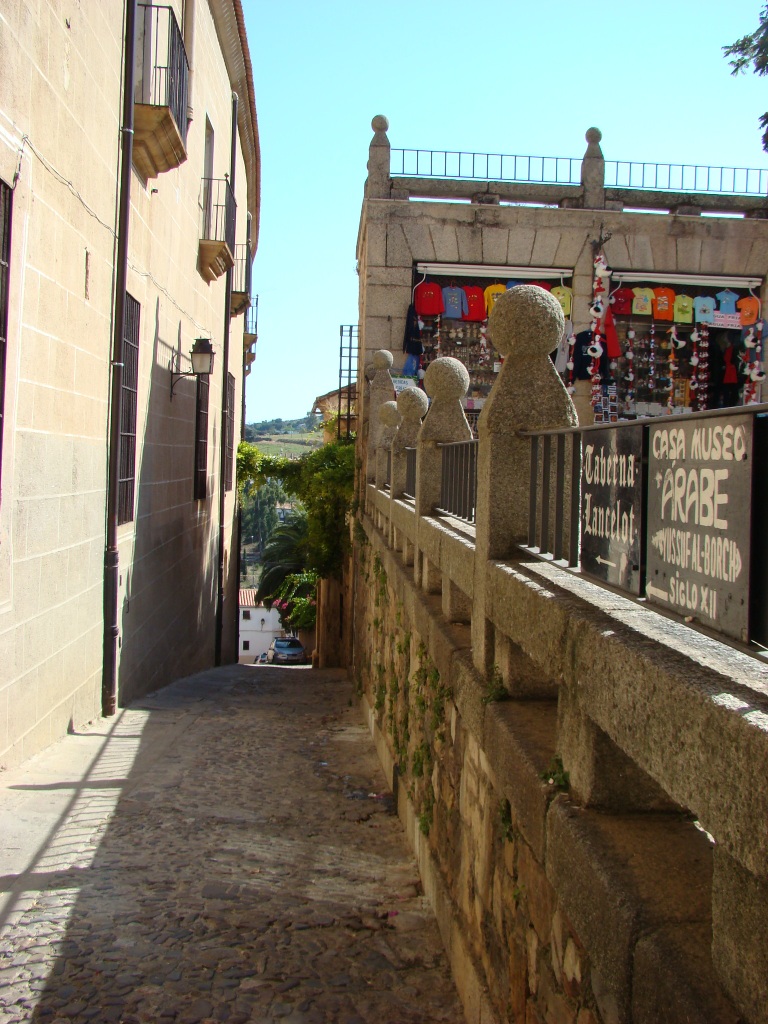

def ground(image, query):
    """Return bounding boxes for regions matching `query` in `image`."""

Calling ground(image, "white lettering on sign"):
[659,467,729,529]
[583,444,637,488]
[583,494,636,544]
[650,527,742,582]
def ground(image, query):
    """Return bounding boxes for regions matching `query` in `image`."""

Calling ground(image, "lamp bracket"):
[169,353,196,400]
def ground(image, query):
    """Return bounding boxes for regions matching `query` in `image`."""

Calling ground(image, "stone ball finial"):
[488,285,564,359]
[371,115,389,133]
[379,400,401,428]
[373,349,393,370]
[424,357,470,400]
[585,127,602,144]
[397,386,429,421]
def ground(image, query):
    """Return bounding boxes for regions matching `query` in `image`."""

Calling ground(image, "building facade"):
[0,0,260,767]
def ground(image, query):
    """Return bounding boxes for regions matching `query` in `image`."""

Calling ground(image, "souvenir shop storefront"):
[575,259,764,423]
[402,262,575,431]
[401,261,764,428]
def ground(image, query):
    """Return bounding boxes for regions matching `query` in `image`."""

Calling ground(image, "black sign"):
[646,415,752,641]
[581,425,644,594]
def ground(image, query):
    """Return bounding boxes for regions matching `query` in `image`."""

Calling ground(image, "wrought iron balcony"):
[133,5,189,179]
[244,295,258,346]
[198,177,236,282]
[231,243,252,316]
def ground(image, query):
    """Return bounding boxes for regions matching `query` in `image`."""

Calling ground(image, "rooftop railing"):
[391,148,768,196]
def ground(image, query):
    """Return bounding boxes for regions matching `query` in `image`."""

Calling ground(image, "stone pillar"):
[365,115,390,200]
[471,286,577,674]
[415,358,472,518]
[391,387,429,499]
[581,127,605,210]
[375,400,401,493]
[366,350,394,483]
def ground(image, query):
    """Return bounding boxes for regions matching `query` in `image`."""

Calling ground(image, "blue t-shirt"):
[716,289,739,315]
[693,295,716,323]
[442,286,469,320]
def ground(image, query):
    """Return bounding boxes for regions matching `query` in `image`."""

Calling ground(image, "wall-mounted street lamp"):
[170,337,215,400]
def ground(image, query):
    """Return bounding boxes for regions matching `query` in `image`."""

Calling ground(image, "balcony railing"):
[231,243,252,316]
[245,295,258,341]
[198,177,236,282]
[391,148,768,197]
[438,441,478,524]
[133,4,189,179]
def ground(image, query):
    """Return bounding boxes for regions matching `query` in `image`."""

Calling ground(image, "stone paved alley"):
[0,666,465,1024]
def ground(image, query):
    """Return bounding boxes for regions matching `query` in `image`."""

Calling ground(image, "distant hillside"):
[245,415,318,440]
[244,415,323,456]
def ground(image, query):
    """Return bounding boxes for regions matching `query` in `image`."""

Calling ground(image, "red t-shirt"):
[652,287,675,321]
[414,281,444,316]
[462,286,486,322]
[527,280,552,291]
[610,287,634,315]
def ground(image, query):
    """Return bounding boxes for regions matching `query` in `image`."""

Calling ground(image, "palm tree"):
[256,509,309,603]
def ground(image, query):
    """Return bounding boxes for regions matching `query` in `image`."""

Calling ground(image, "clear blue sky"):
[243,0,768,423]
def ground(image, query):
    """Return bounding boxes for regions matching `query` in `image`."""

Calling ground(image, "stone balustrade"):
[353,285,768,1024]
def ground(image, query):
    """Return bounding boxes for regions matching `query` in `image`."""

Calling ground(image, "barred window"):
[224,372,236,491]
[0,179,11,487]
[117,294,140,524]
[194,375,209,499]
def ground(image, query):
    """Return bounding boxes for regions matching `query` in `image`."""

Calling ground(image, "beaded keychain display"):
[697,325,710,411]
[647,323,656,400]
[623,329,636,413]
[742,318,765,404]
[689,327,701,408]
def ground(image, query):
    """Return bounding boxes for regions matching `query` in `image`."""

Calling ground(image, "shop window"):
[193,376,209,499]
[224,371,235,491]
[118,294,140,524]
[243,609,251,620]
[0,180,11,490]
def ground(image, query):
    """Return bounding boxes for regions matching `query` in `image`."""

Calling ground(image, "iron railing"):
[232,243,252,297]
[438,441,479,524]
[199,177,236,253]
[391,149,581,185]
[136,4,189,146]
[245,295,258,337]
[404,448,416,499]
[604,161,768,195]
[391,148,768,196]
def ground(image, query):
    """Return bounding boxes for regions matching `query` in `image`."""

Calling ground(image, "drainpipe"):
[215,90,238,665]
[103,0,136,716]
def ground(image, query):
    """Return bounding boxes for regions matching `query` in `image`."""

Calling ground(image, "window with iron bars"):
[194,376,209,499]
[0,179,11,489]
[118,293,140,524]
[224,372,235,491]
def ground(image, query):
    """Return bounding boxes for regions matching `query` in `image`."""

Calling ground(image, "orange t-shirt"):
[737,296,760,326]
[652,287,675,321]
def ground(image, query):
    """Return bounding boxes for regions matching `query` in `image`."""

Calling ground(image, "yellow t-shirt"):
[632,287,655,315]
[674,294,694,323]
[484,284,507,316]
[551,286,573,317]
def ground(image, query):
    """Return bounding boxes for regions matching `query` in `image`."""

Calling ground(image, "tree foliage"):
[255,510,310,601]
[724,5,768,150]
[240,477,286,551]
[237,436,356,579]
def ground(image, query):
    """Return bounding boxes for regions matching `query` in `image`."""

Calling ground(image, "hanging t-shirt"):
[528,280,552,291]
[551,285,573,317]
[693,295,716,324]
[442,286,469,320]
[652,287,675,321]
[674,294,694,323]
[414,281,444,316]
[737,295,761,326]
[610,287,634,316]
[462,285,486,322]
[554,321,573,373]
[484,283,507,316]
[505,280,523,289]
[716,289,739,315]
[632,287,655,315]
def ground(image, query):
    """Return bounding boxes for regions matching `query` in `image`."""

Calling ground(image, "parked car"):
[266,637,307,665]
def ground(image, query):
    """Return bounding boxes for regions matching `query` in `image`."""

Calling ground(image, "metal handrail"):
[136,4,189,145]
[245,295,258,337]
[232,243,252,296]
[391,147,768,196]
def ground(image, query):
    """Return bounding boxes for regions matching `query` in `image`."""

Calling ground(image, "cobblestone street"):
[0,667,464,1024]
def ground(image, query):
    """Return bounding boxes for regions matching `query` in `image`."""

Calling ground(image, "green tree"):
[724,6,768,150]
[256,510,310,601]
[241,478,286,551]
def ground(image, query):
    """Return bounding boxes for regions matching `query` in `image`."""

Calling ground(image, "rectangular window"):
[224,371,235,491]
[242,640,250,651]
[193,375,209,499]
[118,293,140,524]
[242,609,251,620]
[0,179,12,487]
